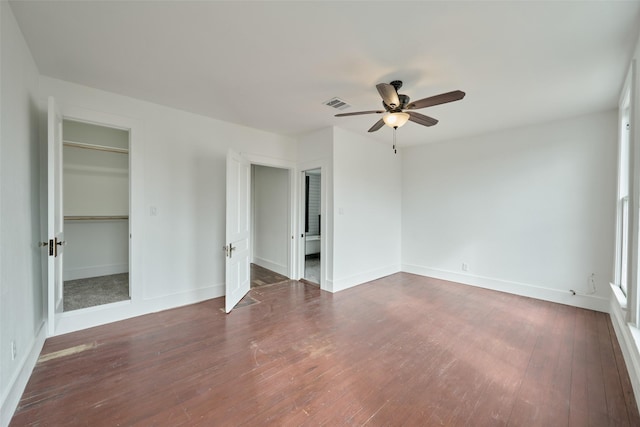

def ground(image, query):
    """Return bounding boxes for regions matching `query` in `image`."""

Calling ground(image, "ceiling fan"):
[335,80,465,132]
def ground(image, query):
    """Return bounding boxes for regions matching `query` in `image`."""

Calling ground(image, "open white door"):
[47,97,65,335]
[225,150,251,313]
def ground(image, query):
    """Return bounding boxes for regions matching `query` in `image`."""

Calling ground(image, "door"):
[47,97,65,335]
[225,150,251,313]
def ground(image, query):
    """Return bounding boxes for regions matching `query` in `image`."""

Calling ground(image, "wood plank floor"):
[11,273,640,426]
[250,263,289,289]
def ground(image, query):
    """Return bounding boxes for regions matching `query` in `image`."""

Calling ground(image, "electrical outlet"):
[462,263,469,272]
[11,341,16,361]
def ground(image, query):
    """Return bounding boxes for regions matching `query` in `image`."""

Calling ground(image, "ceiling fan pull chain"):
[393,127,397,154]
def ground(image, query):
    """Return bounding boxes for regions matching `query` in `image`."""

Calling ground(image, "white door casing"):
[225,150,251,313]
[47,96,65,335]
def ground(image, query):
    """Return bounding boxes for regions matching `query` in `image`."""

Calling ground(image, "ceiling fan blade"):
[335,110,384,117]
[376,83,401,109]
[368,119,385,132]
[408,111,439,127]
[406,90,466,110]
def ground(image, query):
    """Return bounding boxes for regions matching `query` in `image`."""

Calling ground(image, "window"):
[614,72,631,301]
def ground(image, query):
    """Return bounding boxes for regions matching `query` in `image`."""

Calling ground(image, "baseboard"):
[63,263,128,281]
[252,257,288,277]
[1,321,47,427]
[332,264,401,293]
[402,264,610,313]
[321,278,333,293]
[609,296,640,412]
[52,282,225,336]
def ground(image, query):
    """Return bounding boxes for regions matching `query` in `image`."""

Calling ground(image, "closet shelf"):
[63,140,129,154]
[65,215,128,221]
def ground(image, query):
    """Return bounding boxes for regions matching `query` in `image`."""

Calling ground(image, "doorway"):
[303,168,321,284]
[250,164,290,288]
[61,119,130,311]
[224,151,297,313]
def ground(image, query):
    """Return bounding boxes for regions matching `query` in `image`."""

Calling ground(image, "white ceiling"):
[9,0,640,146]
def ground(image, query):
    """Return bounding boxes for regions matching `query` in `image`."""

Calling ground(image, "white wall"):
[63,146,129,216]
[332,127,402,292]
[39,76,297,334]
[0,2,46,424]
[63,220,129,280]
[402,110,617,312]
[252,164,289,276]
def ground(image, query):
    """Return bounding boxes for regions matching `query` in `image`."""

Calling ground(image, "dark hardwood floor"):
[11,273,640,426]
[250,263,289,289]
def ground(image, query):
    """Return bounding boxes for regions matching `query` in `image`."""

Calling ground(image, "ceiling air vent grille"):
[323,97,351,110]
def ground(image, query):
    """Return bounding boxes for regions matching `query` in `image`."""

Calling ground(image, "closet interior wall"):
[62,120,129,285]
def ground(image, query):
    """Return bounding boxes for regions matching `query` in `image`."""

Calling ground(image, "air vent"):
[323,97,351,110]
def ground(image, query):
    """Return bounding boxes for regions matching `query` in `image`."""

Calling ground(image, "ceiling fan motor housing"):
[390,80,403,91]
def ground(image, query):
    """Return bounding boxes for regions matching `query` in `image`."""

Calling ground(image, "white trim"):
[611,282,629,310]
[1,322,47,427]
[63,263,128,281]
[48,103,144,334]
[298,160,330,291]
[52,282,224,336]
[332,264,400,293]
[609,296,640,412]
[402,264,610,313]
[242,152,297,281]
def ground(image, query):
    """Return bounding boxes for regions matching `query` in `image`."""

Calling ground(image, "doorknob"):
[223,243,236,258]
[53,237,66,257]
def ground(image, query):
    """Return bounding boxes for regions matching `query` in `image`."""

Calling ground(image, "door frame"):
[240,153,298,280]
[298,160,328,290]
[47,102,142,336]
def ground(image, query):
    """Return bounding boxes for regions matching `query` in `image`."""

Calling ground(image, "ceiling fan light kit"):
[383,112,410,128]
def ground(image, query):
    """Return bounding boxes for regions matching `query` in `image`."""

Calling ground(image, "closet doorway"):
[303,168,321,284]
[62,119,130,311]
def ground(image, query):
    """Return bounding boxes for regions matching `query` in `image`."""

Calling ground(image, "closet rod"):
[63,140,129,154]
[65,215,128,221]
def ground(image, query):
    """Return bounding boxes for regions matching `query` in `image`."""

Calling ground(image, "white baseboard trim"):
[332,264,401,293]
[609,296,640,412]
[402,264,610,313]
[321,278,333,293]
[252,257,288,277]
[63,263,128,281]
[1,321,47,427]
[53,282,225,336]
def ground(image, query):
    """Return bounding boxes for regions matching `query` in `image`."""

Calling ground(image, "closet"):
[62,120,130,311]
